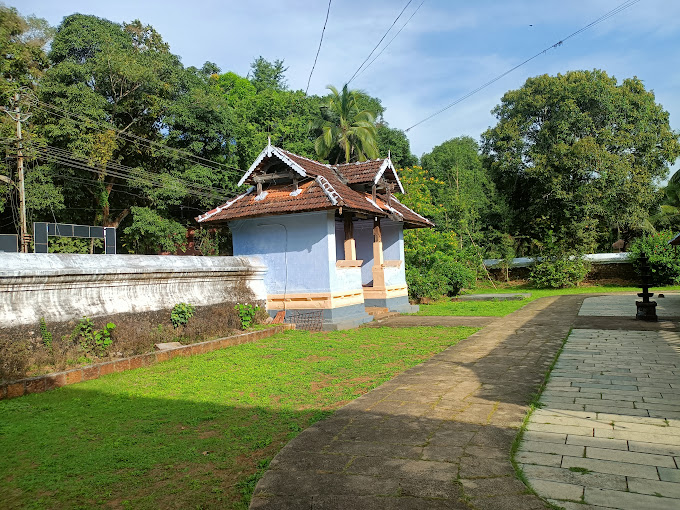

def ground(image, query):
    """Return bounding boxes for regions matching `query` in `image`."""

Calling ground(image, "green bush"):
[404,229,479,300]
[234,303,260,330]
[73,317,116,357]
[171,303,195,328]
[529,255,590,288]
[629,231,680,285]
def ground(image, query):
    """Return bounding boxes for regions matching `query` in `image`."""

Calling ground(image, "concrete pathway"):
[251,296,585,509]
[364,315,498,328]
[519,295,680,510]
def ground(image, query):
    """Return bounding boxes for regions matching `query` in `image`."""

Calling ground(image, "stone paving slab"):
[364,315,498,328]
[251,296,587,509]
[519,305,680,510]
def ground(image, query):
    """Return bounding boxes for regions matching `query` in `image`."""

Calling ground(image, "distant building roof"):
[197,144,433,228]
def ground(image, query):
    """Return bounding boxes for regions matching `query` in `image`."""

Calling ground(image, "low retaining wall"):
[0,324,294,400]
[0,253,267,327]
[484,253,638,283]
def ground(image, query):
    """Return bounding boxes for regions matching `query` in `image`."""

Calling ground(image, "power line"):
[40,144,235,198]
[347,0,413,85]
[28,96,245,176]
[404,0,642,132]
[354,0,425,81]
[306,0,333,95]
[35,145,231,202]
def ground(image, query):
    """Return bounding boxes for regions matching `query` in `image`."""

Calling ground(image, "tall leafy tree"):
[421,137,494,236]
[482,70,680,254]
[33,14,234,252]
[312,84,379,164]
[248,56,288,92]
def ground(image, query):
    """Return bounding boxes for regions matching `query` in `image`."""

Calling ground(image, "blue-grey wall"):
[230,211,334,294]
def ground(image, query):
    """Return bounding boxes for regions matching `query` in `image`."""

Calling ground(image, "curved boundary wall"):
[0,253,267,327]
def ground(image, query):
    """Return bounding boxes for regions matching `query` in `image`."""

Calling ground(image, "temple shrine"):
[197,142,433,329]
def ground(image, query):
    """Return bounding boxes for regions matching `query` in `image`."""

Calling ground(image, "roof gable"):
[197,145,432,228]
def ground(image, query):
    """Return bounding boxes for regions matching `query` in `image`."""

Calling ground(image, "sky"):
[13,0,680,172]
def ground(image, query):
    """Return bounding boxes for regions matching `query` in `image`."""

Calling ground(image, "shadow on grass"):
[0,386,329,510]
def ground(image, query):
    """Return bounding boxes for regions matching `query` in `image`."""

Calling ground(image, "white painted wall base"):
[0,254,267,327]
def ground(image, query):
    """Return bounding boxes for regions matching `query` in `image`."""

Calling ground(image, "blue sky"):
[14,0,680,173]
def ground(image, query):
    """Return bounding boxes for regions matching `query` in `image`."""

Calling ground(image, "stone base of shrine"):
[266,291,373,330]
[267,304,373,331]
[363,286,418,314]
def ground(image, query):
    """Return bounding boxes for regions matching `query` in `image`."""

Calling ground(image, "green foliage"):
[482,69,680,255]
[376,123,417,169]
[73,316,116,357]
[123,206,186,254]
[39,317,52,349]
[312,84,379,164]
[404,229,477,299]
[629,231,680,285]
[421,136,494,236]
[248,56,288,92]
[0,6,52,96]
[234,303,260,330]
[171,302,195,329]
[42,236,103,254]
[529,256,590,289]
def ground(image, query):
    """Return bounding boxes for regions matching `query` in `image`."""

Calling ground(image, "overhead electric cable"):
[354,0,425,81]
[404,0,642,132]
[39,144,234,197]
[347,0,413,85]
[35,145,231,201]
[29,97,245,176]
[306,0,333,95]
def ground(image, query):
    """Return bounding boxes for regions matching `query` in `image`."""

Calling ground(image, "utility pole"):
[4,92,32,253]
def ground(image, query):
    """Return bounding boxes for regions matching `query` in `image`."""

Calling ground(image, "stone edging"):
[0,325,295,401]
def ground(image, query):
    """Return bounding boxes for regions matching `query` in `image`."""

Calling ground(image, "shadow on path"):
[251,295,587,509]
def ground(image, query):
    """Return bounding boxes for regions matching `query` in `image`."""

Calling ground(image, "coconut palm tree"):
[312,84,379,164]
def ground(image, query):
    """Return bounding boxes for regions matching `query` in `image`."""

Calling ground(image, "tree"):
[216,71,320,169]
[248,56,287,92]
[27,14,238,253]
[0,6,52,97]
[421,137,493,236]
[312,84,379,164]
[376,124,417,169]
[482,70,680,254]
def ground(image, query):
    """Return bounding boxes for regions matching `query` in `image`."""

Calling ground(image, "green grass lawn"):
[415,284,680,317]
[0,326,477,510]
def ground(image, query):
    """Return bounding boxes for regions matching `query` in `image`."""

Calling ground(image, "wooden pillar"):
[373,217,384,267]
[372,217,385,288]
[343,212,356,261]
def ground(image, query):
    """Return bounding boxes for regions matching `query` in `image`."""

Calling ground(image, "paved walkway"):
[251,296,585,509]
[519,295,680,510]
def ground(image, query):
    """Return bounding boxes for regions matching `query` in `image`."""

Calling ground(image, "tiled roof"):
[197,146,432,228]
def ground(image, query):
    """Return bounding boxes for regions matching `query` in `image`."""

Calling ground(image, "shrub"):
[529,255,590,288]
[629,231,680,285]
[39,317,53,350]
[235,303,259,330]
[404,229,479,300]
[171,303,195,329]
[0,337,30,381]
[73,317,116,357]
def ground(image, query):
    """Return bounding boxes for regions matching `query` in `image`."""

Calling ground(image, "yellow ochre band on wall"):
[267,290,365,310]
[362,285,408,300]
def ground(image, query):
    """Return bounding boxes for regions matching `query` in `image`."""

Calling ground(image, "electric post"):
[4,91,32,253]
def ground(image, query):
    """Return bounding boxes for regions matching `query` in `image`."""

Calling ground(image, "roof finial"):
[268,136,271,148]
[387,149,391,161]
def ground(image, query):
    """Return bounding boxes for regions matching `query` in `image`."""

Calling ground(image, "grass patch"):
[0,326,476,510]
[568,467,593,474]
[415,284,680,317]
